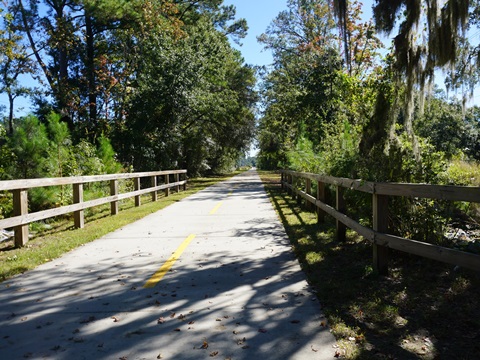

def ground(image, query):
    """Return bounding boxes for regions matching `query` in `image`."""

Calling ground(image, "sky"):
[222,0,288,67]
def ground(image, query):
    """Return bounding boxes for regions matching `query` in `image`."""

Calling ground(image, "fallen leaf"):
[236,337,246,345]
[21,317,28,322]
[157,354,162,359]
[111,316,120,322]
[311,345,318,352]
[157,317,165,324]
[233,330,238,335]
[320,321,327,327]
[178,314,186,320]
[201,341,209,349]
[188,321,195,325]
[170,312,176,318]
[215,318,222,322]
[210,351,219,357]
[173,328,181,332]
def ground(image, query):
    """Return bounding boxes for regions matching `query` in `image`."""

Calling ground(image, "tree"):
[0,3,36,135]
[117,7,256,175]
[257,0,380,171]
[9,114,49,179]
[333,0,470,156]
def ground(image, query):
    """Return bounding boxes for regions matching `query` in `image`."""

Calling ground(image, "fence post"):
[151,176,157,202]
[281,172,284,190]
[134,177,141,207]
[183,172,187,191]
[305,178,312,210]
[373,194,389,275]
[175,173,180,192]
[317,181,325,223]
[164,174,170,197]
[336,185,346,242]
[292,176,296,200]
[110,180,118,215]
[73,183,84,229]
[13,189,28,247]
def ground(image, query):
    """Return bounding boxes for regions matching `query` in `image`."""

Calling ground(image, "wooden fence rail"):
[0,170,187,248]
[280,170,480,274]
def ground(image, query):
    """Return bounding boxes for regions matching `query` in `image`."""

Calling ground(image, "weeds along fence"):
[280,170,480,274]
[0,170,187,248]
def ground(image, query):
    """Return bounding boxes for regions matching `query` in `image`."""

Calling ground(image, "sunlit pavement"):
[0,169,336,359]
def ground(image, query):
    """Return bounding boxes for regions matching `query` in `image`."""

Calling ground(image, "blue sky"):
[222,0,288,67]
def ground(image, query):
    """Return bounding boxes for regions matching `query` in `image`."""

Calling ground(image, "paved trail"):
[0,170,336,359]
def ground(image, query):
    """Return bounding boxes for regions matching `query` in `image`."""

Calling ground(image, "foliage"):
[119,15,256,176]
[257,0,480,252]
[8,114,49,179]
[0,113,123,215]
[0,0,254,177]
[0,4,36,135]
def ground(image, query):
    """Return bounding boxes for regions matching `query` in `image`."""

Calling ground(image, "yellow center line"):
[209,201,223,215]
[143,234,196,288]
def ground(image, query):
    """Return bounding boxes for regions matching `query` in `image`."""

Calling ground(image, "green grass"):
[0,173,240,282]
[259,171,480,360]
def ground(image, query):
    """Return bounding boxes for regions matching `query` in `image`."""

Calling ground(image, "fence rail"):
[280,170,480,273]
[0,170,187,247]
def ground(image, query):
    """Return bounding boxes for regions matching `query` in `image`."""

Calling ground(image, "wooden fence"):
[0,170,187,248]
[280,170,480,274]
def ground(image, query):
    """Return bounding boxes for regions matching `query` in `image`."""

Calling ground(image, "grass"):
[259,171,480,360]
[0,173,240,282]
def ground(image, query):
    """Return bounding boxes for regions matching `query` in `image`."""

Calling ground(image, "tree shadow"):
[0,170,334,359]
[263,176,480,359]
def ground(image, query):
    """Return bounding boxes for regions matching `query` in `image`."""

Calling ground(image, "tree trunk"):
[8,92,14,135]
[85,12,97,131]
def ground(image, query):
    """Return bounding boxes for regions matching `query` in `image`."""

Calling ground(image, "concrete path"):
[0,170,336,359]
